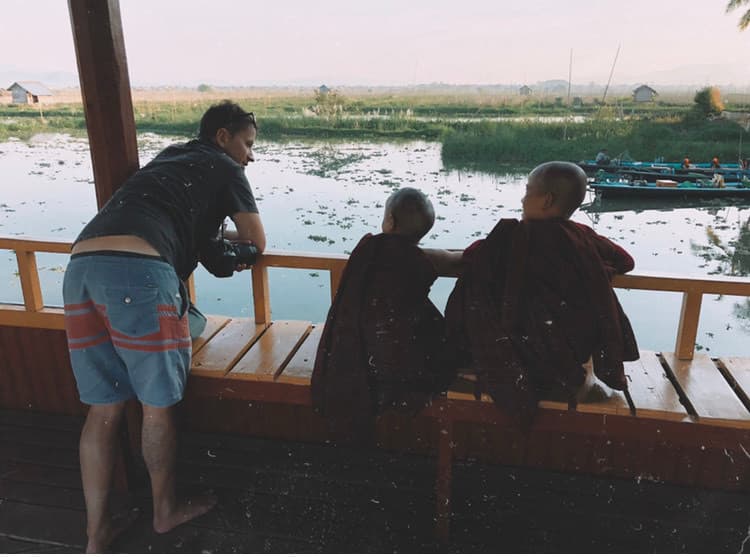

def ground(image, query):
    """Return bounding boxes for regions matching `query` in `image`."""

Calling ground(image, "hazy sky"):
[3,0,749,86]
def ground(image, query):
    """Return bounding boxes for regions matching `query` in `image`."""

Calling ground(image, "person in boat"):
[62,101,265,552]
[445,161,639,427]
[312,187,457,442]
[681,157,691,169]
[595,148,611,166]
[712,157,721,169]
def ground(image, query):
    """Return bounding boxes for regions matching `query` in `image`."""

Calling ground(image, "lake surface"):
[1,133,749,356]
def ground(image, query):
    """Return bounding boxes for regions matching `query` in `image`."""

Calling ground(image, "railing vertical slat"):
[329,261,346,302]
[15,251,43,312]
[186,275,196,303]
[252,262,271,325]
[675,290,702,360]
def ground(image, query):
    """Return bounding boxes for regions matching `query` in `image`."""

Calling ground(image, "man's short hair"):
[529,161,588,218]
[199,100,256,140]
[385,187,435,242]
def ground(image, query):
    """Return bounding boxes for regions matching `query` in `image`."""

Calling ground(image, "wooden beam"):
[15,252,43,311]
[68,0,139,209]
[0,305,65,330]
[251,263,271,325]
[186,275,196,303]
[0,238,73,253]
[613,272,750,297]
[675,290,702,360]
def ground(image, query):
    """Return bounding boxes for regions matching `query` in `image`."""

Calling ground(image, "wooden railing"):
[0,236,748,360]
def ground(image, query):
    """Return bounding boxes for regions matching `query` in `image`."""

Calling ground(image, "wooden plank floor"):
[663,353,750,428]
[1,408,749,553]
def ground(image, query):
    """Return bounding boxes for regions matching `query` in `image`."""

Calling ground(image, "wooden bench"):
[157,314,750,542]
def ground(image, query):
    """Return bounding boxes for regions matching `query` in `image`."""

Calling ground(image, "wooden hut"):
[7,81,53,104]
[633,84,658,103]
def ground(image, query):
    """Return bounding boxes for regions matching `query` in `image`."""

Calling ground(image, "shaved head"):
[383,187,435,243]
[528,161,587,218]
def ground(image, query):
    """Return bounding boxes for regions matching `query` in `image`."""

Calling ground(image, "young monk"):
[312,187,456,440]
[445,161,639,426]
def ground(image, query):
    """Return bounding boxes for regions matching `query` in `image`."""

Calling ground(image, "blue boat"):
[591,168,750,183]
[578,160,748,179]
[590,179,750,198]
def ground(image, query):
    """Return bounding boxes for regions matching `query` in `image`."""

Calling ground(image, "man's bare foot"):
[153,493,217,534]
[85,507,141,553]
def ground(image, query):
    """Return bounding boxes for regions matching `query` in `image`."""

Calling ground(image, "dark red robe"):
[312,233,456,437]
[445,218,639,426]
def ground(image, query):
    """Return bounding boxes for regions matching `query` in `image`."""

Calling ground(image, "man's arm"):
[227,211,266,253]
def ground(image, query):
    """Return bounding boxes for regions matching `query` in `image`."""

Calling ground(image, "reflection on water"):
[0,133,749,356]
[582,196,750,217]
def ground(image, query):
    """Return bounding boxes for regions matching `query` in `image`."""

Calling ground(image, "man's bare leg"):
[79,401,130,553]
[141,404,216,533]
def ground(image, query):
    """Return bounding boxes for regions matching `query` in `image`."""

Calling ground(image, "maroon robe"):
[312,233,456,437]
[445,218,639,426]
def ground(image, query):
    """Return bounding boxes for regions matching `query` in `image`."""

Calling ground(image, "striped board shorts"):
[63,251,191,407]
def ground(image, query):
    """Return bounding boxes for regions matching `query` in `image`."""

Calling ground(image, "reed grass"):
[1,96,746,170]
[440,117,748,168]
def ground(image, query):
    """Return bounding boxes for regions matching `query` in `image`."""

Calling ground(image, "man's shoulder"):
[155,139,239,169]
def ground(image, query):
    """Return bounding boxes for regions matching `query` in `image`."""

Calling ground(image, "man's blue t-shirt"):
[76,138,258,280]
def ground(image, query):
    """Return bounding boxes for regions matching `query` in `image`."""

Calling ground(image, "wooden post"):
[68,0,138,493]
[68,0,139,209]
[252,262,271,325]
[15,251,43,311]
[675,290,702,360]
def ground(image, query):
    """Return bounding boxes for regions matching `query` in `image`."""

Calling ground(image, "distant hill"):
[0,66,78,89]
[535,80,570,93]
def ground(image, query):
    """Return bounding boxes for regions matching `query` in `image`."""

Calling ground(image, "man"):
[595,148,611,166]
[63,101,265,552]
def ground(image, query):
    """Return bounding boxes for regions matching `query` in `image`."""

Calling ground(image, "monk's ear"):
[382,211,396,234]
[542,192,555,210]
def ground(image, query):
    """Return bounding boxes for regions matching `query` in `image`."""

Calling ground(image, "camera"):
[200,238,259,277]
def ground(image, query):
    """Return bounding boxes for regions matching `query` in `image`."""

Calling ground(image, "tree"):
[727,0,750,30]
[693,86,724,117]
[197,83,213,93]
[312,88,344,118]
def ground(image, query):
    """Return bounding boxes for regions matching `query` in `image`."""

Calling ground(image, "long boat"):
[592,167,750,183]
[579,160,748,178]
[590,180,750,198]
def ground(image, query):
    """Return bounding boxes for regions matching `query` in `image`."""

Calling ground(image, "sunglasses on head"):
[222,111,256,131]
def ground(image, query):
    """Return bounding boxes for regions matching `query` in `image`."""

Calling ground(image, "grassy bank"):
[441,117,748,168]
[0,101,449,141]
[2,98,747,170]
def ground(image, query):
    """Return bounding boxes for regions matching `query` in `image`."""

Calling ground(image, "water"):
[0,133,748,356]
